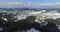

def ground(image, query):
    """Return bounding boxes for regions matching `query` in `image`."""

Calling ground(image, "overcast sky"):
[0,0,60,8]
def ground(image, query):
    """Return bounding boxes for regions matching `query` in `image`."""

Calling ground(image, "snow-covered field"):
[0,10,60,32]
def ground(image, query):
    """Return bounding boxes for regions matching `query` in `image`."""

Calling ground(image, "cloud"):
[0,2,21,6]
[0,2,60,8]
[55,2,60,6]
[34,3,52,7]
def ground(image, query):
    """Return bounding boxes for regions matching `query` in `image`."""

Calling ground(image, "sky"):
[0,0,60,8]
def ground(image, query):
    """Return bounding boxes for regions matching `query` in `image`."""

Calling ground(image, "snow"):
[15,28,40,32]
[31,10,46,15]
[58,25,60,29]
[1,17,8,21]
[0,27,3,31]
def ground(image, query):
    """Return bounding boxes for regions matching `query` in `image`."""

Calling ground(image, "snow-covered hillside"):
[14,10,60,20]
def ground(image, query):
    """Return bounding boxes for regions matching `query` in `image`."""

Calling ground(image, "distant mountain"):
[0,8,60,11]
